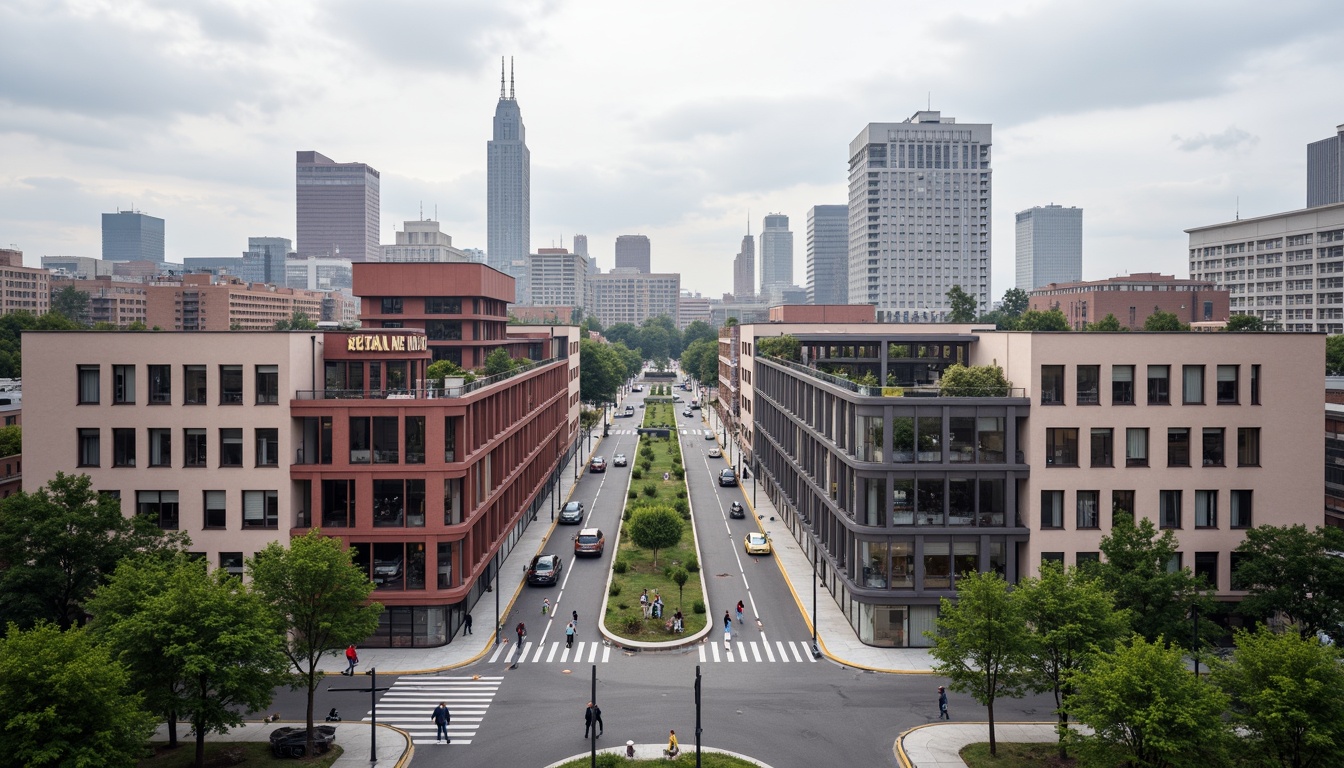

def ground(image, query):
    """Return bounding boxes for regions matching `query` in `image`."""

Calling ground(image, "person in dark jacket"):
[464,613,473,634]
[938,686,950,720]
[432,702,451,743]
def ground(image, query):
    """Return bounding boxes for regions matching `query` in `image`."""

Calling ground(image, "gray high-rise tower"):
[487,58,531,273]
[759,213,793,296]
[1308,124,1344,208]
[296,151,380,262]
[102,210,165,262]
[847,111,992,321]
[733,229,755,300]
[1015,205,1081,291]
[614,235,651,273]
[806,205,848,305]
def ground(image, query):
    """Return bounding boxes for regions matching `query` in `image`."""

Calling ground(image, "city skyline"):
[2,1,1342,300]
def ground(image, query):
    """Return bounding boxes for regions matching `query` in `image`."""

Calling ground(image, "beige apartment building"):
[0,249,50,316]
[51,276,148,327]
[585,271,680,328]
[145,274,326,330]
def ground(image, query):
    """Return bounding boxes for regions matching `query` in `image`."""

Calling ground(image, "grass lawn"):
[602,398,708,641]
[553,753,760,768]
[960,742,1076,768]
[140,741,343,767]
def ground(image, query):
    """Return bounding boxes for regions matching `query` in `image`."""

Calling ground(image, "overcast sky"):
[3,0,1341,300]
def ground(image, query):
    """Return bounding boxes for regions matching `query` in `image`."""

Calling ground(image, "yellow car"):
[744,532,772,556]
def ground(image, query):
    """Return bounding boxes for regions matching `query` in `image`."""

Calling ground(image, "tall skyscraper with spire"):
[733,218,755,300]
[487,57,530,274]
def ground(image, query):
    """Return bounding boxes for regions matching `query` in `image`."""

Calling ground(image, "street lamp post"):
[328,668,391,765]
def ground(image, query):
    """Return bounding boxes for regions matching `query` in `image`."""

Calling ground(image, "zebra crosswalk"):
[487,639,613,665]
[365,675,502,745]
[699,639,819,664]
[603,428,710,435]
[479,638,817,665]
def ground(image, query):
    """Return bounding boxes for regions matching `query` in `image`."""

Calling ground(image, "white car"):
[708,447,722,458]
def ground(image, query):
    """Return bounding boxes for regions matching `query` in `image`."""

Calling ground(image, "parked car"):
[632,385,643,392]
[729,501,746,519]
[708,447,722,458]
[560,501,585,524]
[270,725,336,758]
[719,468,738,487]
[526,554,564,585]
[373,557,403,582]
[613,453,628,467]
[589,456,607,473]
[705,432,716,441]
[691,402,701,410]
[573,527,605,557]
[744,532,772,555]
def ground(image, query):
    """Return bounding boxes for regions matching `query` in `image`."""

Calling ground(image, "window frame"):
[1076,490,1101,529]
[184,428,207,467]
[255,365,279,405]
[1216,365,1238,405]
[219,428,243,467]
[1146,365,1170,405]
[77,428,100,467]
[1159,489,1182,529]
[1125,427,1149,467]
[1077,365,1100,405]
[219,365,243,405]
[242,490,279,529]
[78,365,100,405]
[1237,427,1260,467]
[1090,427,1113,468]
[184,365,207,405]
[1230,489,1253,528]
[112,427,136,467]
[1045,427,1079,467]
[255,428,279,467]
[1202,427,1226,467]
[1111,364,1135,405]
[1041,490,1064,529]
[1182,365,1205,405]
[148,428,171,467]
[1167,427,1191,467]
[113,364,136,405]
[148,364,171,404]
[1195,489,1218,529]
[203,490,227,529]
[1041,365,1065,405]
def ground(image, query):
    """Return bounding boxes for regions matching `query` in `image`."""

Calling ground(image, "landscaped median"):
[601,393,709,643]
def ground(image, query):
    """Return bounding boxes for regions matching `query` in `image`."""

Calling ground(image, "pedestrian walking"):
[583,702,595,738]
[566,621,575,648]
[542,597,551,616]
[572,609,579,629]
[343,644,358,676]
[464,613,473,635]
[736,600,745,624]
[512,622,527,668]
[662,729,680,758]
[938,686,950,720]
[431,701,451,744]
[724,624,732,650]
[723,610,731,631]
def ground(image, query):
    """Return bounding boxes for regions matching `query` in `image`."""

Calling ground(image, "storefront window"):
[861,540,890,588]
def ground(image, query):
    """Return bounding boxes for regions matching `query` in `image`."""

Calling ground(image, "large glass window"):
[1216,365,1238,404]
[350,417,371,463]
[1167,428,1190,467]
[322,479,355,527]
[444,416,459,462]
[373,417,399,463]
[916,416,941,462]
[148,364,171,404]
[437,542,454,588]
[78,365,100,404]
[1112,365,1135,405]
[255,365,279,404]
[1041,490,1063,528]
[203,490,226,529]
[149,428,171,467]
[426,320,463,341]
[255,428,279,467]
[1231,489,1253,528]
[1251,364,1261,405]
[978,478,1006,526]
[1045,428,1078,466]
[1126,428,1149,467]
[184,365,206,404]
[1195,490,1217,528]
[444,477,463,525]
[78,428,100,466]
[220,365,243,404]
[184,428,206,467]
[1237,428,1260,466]
[891,416,915,463]
[953,541,978,580]
[243,490,278,529]
[137,490,179,530]
[381,297,403,314]
[1147,365,1170,405]
[1182,365,1204,404]
[112,428,135,467]
[1202,428,1225,466]
[949,416,975,463]
[976,416,1005,463]
[923,541,951,589]
[917,478,944,525]
[425,297,462,314]
[405,416,425,464]
[1194,552,1218,588]
[1090,428,1113,467]
[1160,490,1182,529]
[1077,365,1100,405]
[113,364,136,404]
[1041,365,1065,405]
[948,478,975,525]
[892,479,914,525]
[1077,490,1100,529]
[220,428,243,467]
[1112,490,1135,524]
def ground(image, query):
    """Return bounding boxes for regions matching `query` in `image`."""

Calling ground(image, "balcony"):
[763,356,1025,398]
[295,356,560,400]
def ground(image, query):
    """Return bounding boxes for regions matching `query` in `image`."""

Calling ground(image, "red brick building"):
[1027,273,1229,330]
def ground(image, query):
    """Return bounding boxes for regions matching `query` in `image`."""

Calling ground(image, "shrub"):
[673,499,689,518]
[641,461,653,473]
[685,555,699,573]
[631,468,643,480]
[642,482,658,498]
[623,616,644,634]
[627,489,637,500]
[692,600,705,614]
[622,507,632,521]
[613,559,628,574]
[610,583,622,596]
[673,467,685,480]
[676,488,687,499]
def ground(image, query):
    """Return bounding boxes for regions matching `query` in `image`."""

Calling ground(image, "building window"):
[1041,490,1064,529]
[1146,365,1170,405]
[1090,428,1113,467]
[1112,490,1136,524]
[220,428,243,467]
[1076,490,1100,529]
[78,365,99,404]
[1045,428,1079,466]
[78,428,100,467]
[1250,364,1260,405]
[322,479,355,527]
[148,364,171,404]
[113,364,136,404]
[1167,428,1190,467]
[1041,365,1064,405]
[437,542,453,588]
[1125,428,1149,467]
[373,479,427,527]
[923,541,951,589]
[220,365,243,404]
[1194,552,1218,589]
[1216,365,1238,404]
[1076,551,1100,568]
[373,416,399,463]
[1230,551,1251,590]
[1159,490,1182,529]
[203,490,226,529]
[1237,428,1260,466]
[1195,490,1217,528]
[255,365,278,405]
[426,297,462,314]
[255,428,279,467]
[1182,365,1204,405]
[1077,365,1100,405]
[405,416,425,464]
[1112,365,1135,405]
[243,490,278,529]
[381,297,403,314]
[149,428,171,467]
[349,418,371,464]
[184,365,206,404]
[1041,552,1065,567]
[381,321,403,329]
[220,552,244,578]
[137,490,179,530]
[112,428,136,467]
[1202,428,1225,466]
[184,428,207,467]
[1231,489,1253,528]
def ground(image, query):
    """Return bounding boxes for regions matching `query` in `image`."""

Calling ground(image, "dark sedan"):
[270,725,336,758]
[559,501,585,524]
[526,554,564,586]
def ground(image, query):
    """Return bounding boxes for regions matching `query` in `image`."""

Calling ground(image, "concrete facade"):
[528,249,588,307]
[102,211,165,263]
[0,249,49,316]
[51,277,146,327]
[807,205,849,306]
[144,275,325,331]
[382,220,471,263]
[585,272,680,329]
[1015,204,1081,291]
[1028,273,1229,330]
[614,235,651,274]
[296,151,380,263]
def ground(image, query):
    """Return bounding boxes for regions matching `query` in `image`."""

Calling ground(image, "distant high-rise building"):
[487,58,530,273]
[806,205,848,305]
[847,111,992,321]
[614,235,651,273]
[43,255,113,279]
[1308,124,1344,208]
[573,235,588,256]
[381,221,470,263]
[296,151,380,262]
[102,210,165,262]
[1015,205,1081,291]
[529,249,588,307]
[733,230,755,300]
[241,237,292,285]
[759,214,793,295]
[586,272,680,329]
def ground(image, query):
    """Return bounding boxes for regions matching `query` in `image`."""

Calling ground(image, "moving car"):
[744,532,772,556]
[613,453,628,467]
[719,468,738,487]
[691,402,701,410]
[573,527,605,557]
[559,501,585,524]
[729,501,745,519]
[705,432,716,441]
[526,554,564,585]
[708,447,722,458]
[270,725,336,758]
[682,409,693,417]
[589,456,607,473]
[632,385,643,392]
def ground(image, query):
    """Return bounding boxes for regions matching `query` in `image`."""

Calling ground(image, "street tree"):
[681,320,718,349]
[0,424,19,457]
[611,341,644,380]
[1068,635,1231,768]
[249,531,382,755]
[0,622,156,767]
[946,285,978,322]
[938,363,1012,397]
[670,567,689,610]
[1015,308,1070,331]
[927,571,1032,757]
[1084,313,1125,331]
[1016,562,1131,758]
[0,472,185,632]
[1225,314,1264,332]
[273,311,318,330]
[1097,513,1216,647]
[580,338,622,403]
[627,506,683,569]
[1212,626,1344,768]
[1327,335,1344,375]
[1232,524,1344,643]
[1143,310,1189,331]
[999,287,1029,318]
[50,285,91,326]
[679,339,715,385]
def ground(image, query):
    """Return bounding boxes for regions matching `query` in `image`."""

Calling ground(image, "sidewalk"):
[150,722,410,767]
[896,723,1066,768]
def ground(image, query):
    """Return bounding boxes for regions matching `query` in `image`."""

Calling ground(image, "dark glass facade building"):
[102,211,165,262]
[296,151,381,263]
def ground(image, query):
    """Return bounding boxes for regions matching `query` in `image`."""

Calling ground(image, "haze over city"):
[2,0,1341,298]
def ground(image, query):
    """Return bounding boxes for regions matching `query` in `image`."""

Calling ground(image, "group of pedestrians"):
[721,600,746,647]
[639,589,664,620]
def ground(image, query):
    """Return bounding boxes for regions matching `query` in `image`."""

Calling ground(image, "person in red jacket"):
[343,644,359,676]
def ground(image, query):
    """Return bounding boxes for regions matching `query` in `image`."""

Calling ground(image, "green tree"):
[927,571,1032,756]
[643,315,682,358]
[756,334,800,362]
[1096,513,1216,647]
[1000,287,1029,318]
[1084,313,1125,331]
[938,363,1012,397]
[50,285,90,326]
[484,347,516,376]
[1144,310,1190,331]
[0,311,79,377]
[1016,562,1131,758]
[1232,524,1344,643]
[638,324,672,361]
[1328,335,1344,375]
[1068,635,1231,768]
[1212,626,1344,768]
[248,531,383,755]
[604,322,641,351]
[627,506,683,568]
[1226,314,1264,332]
[0,424,19,457]
[0,622,155,767]
[946,285,978,323]
[0,472,186,632]
[1015,308,1070,331]
[670,566,689,610]
[274,311,318,330]
[580,338,622,403]
[681,320,718,349]
[426,358,475,385]
[679,338,717,385]
[125,319,148,331]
